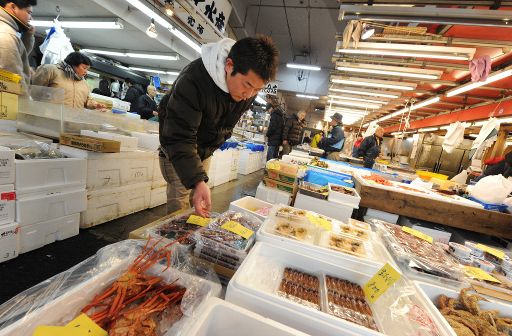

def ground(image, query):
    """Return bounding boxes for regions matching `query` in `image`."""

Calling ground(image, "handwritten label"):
[33,314,107,336]
[464,266,501,283]
[221,221,254,239]
[363,263,401,303]
[476,244,505,260]
[402,226,433,244]
[186,215,210,227]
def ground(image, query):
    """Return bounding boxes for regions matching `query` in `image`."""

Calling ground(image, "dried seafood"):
[275,222,308,241]
[328,233,366,256]
[278,268,320,310]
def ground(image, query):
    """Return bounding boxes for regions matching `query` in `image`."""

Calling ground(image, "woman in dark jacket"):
[357,127,384,169]
[282,110,306,155]
[266,106,285,160]
[125,83,145,111]
[92,79,112,97]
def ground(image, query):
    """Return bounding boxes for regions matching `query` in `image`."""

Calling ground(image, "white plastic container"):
[130,131,159,151]
[150,186,167,208]
[294,193,356,223]
[328,183,361,208]
[152,157,167,189]
[59,146,154,191]
[365,209,399,224]
[19,213,79,253]
[16,188,86,227]
[255,182,293,206]
[229,196,272,221]
[81,182,151,228]
[0,184,15,225]
[0,146,15,185]
[15,158,86,195]
[0,222,18,262]
[183,297,311,336]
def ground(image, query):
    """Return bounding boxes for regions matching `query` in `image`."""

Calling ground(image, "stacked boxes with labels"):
[0,147,17,262]
[15,151,87,254]
[59,146,154,228]
[238,149,265,175]
[150,155,167,208]
[207,149,234,188]
[262,160,302,204]
[0,70,22,124]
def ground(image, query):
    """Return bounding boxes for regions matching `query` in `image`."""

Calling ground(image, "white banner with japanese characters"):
[261,82,278,96]
[186,0,231,34]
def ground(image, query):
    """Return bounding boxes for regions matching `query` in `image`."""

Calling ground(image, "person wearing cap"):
[319,112,345,160]
[357,126,384,169]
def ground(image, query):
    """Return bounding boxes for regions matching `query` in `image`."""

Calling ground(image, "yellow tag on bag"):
[186,215,210,227]
[363,263,401,303]
[402,226,433,244]
[464,266,501,283]
[33,314,107,336]
[476,244,505,260]
[221,221,254,239]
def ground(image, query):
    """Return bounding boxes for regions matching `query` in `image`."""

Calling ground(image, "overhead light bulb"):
[164,0,174,16]
[146,18,158,38]
[296,94,319,99]
[286,63,321,71]
[361,24,375,40]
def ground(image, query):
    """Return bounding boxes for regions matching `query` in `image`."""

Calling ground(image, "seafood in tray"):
[278,267,321,310]
[348,218,371,232]
[149,211,215,246]
[274,221,312,242]
[326,275,378,331]
[275,206,309,220]
[362,174,393,186]
[322,231,367,257]
[339,224,370,241]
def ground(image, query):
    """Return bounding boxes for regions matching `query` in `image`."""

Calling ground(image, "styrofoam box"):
[19,213,79,253]
[80,130,138,151]
[152,157,167,189]
[0,258,222,336]
[229,196,272,222]
[411,225,452,244]
[81,182,151,228]
[327,183,361,208]
[0,146,14,185]
[0,222,18,263]
[59,146,154,191]
[183,297,311,336]
[150,186,167,208]
[16,188,86,227]
[15,158,86,195]
[226,242,382,336]
[0,184,15,225]
[365,209,399,224]
[130,131,159,151]
[295,193,356,223]
[255,182,293,206]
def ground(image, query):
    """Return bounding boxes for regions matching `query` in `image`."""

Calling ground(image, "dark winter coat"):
[159,58,255,189]
[135,94,157,120]
[124,85,144,111]
[319,124,345,153]
[266,107,285,146]
[282,114,305,146]
[357,135,382,168]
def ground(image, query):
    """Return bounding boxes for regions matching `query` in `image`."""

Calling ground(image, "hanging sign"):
[261,82,278,96]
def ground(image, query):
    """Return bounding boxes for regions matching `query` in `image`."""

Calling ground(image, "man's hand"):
[192,181,211,218]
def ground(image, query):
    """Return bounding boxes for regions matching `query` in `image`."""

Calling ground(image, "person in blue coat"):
[319,112,345,161]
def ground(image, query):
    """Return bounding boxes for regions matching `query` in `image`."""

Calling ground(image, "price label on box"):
[363,263,401,303]
[476,244,505,260]
[187,215,211,227]
[402,226,433,244]
[33,313,107,336]
[464,266,501,283]
[221,220,254,239]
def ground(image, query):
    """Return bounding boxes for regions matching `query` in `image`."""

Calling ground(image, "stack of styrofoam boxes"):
[130,131,160,152]
[59,146,154,228]
[15,150,87,254]
[150,156,167,208]
[207,149,233,188]
[229,148,240,181]
[238,149,264,175]
[0,147,17,262]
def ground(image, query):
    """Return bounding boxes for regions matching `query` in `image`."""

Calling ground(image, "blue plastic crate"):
[304,168,354,188]
[467,196,508,212]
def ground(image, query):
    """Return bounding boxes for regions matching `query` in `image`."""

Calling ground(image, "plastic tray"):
[328,183,361,207]
[299,181,329,200]
[318,231,368,257]
[228,196,273,222]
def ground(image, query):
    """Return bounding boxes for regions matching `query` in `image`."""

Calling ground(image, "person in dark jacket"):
[159,36,279,216]
[319,112,345,161]
[282,110,306,156]
[92,79,112,97]
[475,152,512,181]
[266,105,285,161]
[357,127,384,168]
[135,85,157,120]
[124,81,144,112]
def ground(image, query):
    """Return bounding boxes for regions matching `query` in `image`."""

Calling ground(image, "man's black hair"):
[227,35,279,82]
[0,0,37,8]
[125,78,133,85]
[64,52,91,67]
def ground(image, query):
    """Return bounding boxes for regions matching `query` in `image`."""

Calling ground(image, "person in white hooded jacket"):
[159,36,279,216]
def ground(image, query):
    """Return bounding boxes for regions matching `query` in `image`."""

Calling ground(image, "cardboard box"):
[0,92,18,121]
[263,177,297,194]
[0,79,22,95]
[0,222,18,262]
[264,169,298,184]
[59,134,121,153]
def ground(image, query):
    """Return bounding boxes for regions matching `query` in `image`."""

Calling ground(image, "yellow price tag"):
[476,244,505,260]
[464,266,501,283]
[316,217,332,231]
[402,226,433,244]
[33,314,107,336]
[306,213,320,225]
[221,221,254,239]
[363,263,401,303]
[186,215,210,227]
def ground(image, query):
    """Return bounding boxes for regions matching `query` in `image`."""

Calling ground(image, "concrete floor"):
[0,171,263,304]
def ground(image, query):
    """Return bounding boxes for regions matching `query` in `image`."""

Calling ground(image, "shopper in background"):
[32,52,105,109]
[265,105,285,161]
[124,80,144,111]
[475,151,512,182]
[120,78,131,100]
[92,79,112,97]
[357,126,384,169]
[319,113,345,160]
[135,85,158,120]
[159,36,279,216]
[352,136,364,157]
[110,79,120,98]
[0,0,37,92]
[310,131,324,148]
[282,110,306,156]
[151,90,170,122]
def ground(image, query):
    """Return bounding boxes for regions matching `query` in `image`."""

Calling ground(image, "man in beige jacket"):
[0,0,37,92]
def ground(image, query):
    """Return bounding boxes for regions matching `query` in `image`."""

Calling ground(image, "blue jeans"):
[267,145,279,161]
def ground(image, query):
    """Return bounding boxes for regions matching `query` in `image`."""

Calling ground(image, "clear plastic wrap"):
[0,240,221,336]
[318,231,369,257]
[5,141,65,160]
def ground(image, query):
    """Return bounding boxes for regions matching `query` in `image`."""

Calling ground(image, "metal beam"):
[331,71,457,85]
[350,14,512,28]
[332,54,469,71]
[340,0,512,4]
[365,35,512,50]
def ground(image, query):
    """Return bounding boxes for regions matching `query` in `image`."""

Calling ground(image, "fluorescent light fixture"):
[31,20,123,29]
[325,107,370,115]
[336,66,439,79]
[129,67,180,75]
[337,48,469,61]
[418,127,439,132]
[286,63,321,71]
[81,49,178,61]
[498,117,512,123]
[447,67,512,97]
[125,0,201,53]
[328,99,381,109]
[328,94,387,104]
[331,78,415,91]
[166,71,180,76]
[329,87,400,99]
[255,96,267,105]
[472,121,487,127]
[361,24,375,40]
[296,94,319,99]
[440,125,451,130]
[468,134,478,138]
[164,0,174,16]
[413,96,441,109]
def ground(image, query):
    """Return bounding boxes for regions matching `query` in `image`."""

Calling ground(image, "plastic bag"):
[442,122,465,154]
[505,197,512,214]
[5,141,65,160]
[469,174,512,204]
[39,21,75,65]
[0,240,221,336]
